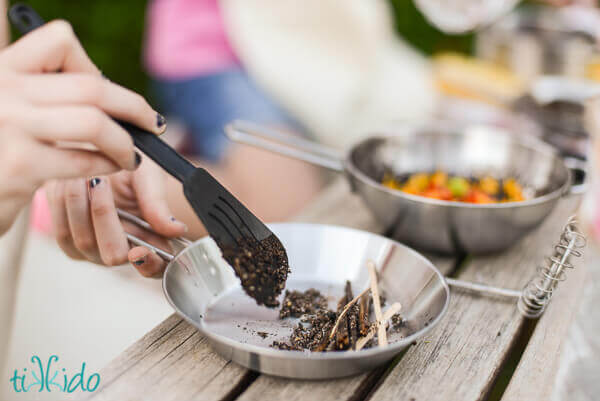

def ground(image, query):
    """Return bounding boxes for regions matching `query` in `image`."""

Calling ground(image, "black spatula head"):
[184,169,289,307]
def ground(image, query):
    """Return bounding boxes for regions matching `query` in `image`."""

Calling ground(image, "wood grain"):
[369,200,580,401]
[292,179,382,232]
[86,314,249,401]
[502,246,588,401]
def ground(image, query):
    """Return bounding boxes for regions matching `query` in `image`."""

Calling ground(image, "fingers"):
[19,73,166,135]
[88,177,130,266]
[45,180,86,260]
[64,178,101,263]
[22,104,138,170]
[0,20,99,74]
[128,246,167,278]
[46,175,171,268]
[27,143,122,183]
[132,158,188,237]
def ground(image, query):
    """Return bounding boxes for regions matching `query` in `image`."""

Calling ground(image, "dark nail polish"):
[133,258,145,266]
[89,178,101,188]
[135,152,142,167]
[156,113,166,128]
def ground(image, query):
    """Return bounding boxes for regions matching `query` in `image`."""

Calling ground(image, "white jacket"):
[221,0,437,148]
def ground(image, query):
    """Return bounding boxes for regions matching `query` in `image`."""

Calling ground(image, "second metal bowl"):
[226,121,581,254]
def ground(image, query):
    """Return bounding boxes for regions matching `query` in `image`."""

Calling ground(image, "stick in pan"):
[355,302,402,351]
[358,289,370,336]
[345,282,359,350]
[328,286,370,342]
[367,260,386,346]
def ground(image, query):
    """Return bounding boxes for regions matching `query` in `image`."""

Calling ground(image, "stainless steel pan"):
[226,120,584,255]
[123,216,450,379]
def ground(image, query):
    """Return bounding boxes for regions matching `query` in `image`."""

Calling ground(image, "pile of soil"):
[278,289,328,319]
[272,282,398,352]
[221,235,289,308]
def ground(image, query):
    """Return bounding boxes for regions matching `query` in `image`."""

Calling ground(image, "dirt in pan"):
[271,280,402,352]
[220,234,290,308]
[278,289,328,319]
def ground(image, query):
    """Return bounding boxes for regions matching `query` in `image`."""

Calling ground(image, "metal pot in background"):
[511,76,600,164]
[476,6,599,83]
[476,6,598,179]
[226,120,583,255]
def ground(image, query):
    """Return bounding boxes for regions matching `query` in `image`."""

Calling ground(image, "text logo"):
[10,355,100,393]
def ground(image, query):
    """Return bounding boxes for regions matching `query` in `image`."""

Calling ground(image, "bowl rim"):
[344,129,571,209]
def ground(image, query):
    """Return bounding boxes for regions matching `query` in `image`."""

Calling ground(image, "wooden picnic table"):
[87,179,586,401]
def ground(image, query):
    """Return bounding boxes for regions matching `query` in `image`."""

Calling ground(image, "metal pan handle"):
[224,120,345,172]
[117,208,192,262]
[563,157,588,196]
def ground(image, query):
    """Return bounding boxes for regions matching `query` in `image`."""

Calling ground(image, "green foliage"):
[388,0,474,55]
[9,0,149,95]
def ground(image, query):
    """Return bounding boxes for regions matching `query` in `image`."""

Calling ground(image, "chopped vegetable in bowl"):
[382,171,526,204]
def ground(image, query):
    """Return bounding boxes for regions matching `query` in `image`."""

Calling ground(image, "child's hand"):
[0,20,165,234]
[46,155,187,270]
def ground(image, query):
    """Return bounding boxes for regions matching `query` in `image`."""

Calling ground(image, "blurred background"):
[1,0,600,400]
[11,0,474,96]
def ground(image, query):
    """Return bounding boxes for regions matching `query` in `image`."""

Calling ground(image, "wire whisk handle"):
[517,216,586,318]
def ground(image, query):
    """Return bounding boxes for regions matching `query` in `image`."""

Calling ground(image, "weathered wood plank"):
[86,314,250,401]
[292,179,382,232]
[551,242,600,401]
[369,199,580,401]
[502,244,588,401]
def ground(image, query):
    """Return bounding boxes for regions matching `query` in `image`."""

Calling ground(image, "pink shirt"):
[144,0,239,80]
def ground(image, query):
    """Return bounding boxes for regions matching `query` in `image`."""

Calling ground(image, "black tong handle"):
[8,3,44,34]
[8,3,196,183]
[119,122,194,182]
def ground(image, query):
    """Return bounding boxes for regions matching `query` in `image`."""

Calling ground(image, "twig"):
[367,260,386,346]
[328,286,370,342]
[345,282,359,350]
[358,290,370,336]
[355,302,402,351]
[335,287,349,349]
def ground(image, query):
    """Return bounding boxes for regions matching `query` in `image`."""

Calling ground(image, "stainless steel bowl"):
[226,121,581,254]
[162,223,450,379]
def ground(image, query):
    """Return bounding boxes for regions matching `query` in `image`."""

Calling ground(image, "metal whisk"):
[517,216,586,318]
[446,216,586,319]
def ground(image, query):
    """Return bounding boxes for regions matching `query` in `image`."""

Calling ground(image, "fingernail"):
[170,216,188,232]
[133,256,146,266]
[156,113,167,133]
[89,178,101,188]
[134,152,142,168]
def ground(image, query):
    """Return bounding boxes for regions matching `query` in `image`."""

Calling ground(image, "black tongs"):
[9,3,289,306]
